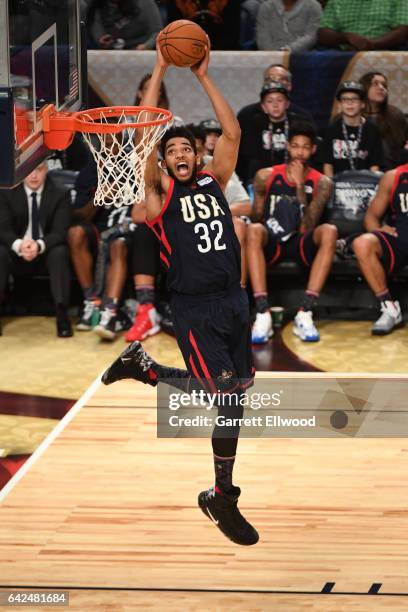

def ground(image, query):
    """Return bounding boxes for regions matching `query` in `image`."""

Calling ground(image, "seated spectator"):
[238,64,315,128]
[237,64,314,184]
[134,73,169,109]
[199,119,223,156]
[359,71,408,170]
[352,162,408,335]
[0,162,73,337]
[318,0,408,50]
[244,81,299,182]
[85,0,162,50]
[187,123,206,157]
[256,0,323,52]
[241,0,264,49]
[322,81,384,177]
[247,121,335,343]
[68,157,135,341]
[167,0,241,49]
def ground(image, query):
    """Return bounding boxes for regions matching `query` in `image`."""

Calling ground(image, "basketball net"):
[77,107,173,208]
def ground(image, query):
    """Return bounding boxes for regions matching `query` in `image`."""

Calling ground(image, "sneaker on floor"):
[101,341,158,386]
[77,299,100,331]
[252,311,273,344]
[293,310,320,342]
[198,486,259,546]
[372,300,403,335]
[125,304,161,342]
[94,307,117,341]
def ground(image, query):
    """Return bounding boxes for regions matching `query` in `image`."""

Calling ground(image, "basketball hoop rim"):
[74,105,173,133]
[40,103,173,152]
[41,103,173,136]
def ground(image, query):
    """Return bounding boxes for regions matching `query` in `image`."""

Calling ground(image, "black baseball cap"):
[260,80,290,100]
[199,119,222,134]
[336,81,366,101]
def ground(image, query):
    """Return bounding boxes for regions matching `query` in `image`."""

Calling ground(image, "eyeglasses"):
[340,96,361,103]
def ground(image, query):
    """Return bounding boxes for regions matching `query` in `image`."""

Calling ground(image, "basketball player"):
[102,42,258,546]
[248,121,335,343]
[352,163,408,335]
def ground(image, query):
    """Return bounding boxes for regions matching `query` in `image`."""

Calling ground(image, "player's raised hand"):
[156,34,170,69]
[142,37,169,108]
[190,35,210,77]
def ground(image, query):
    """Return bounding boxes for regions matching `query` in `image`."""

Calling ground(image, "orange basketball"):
[158,20,207,68]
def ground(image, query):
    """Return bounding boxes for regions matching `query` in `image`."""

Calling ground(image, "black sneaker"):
[198,486,259,546]
[94,307,117,341]
[101,341,158,386]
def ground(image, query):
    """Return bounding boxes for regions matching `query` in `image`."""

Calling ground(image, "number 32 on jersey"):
[180,194,227,253]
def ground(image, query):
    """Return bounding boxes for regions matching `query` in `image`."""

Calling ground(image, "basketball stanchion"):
[40,103,173,207]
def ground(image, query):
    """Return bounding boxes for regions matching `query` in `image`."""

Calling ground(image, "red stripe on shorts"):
[189,330,217,394]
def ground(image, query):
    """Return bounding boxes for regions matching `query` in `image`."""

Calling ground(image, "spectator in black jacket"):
[240,81,302,184]
[321,81,384,177]
[0,162,73,337]
[237,63,314,183]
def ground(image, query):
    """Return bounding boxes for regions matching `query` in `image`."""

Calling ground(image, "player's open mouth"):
[176,162,189,176]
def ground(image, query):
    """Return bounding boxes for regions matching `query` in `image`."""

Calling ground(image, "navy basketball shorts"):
[170,285,255,394]
[264,229,318,267]
[373,230,408,274]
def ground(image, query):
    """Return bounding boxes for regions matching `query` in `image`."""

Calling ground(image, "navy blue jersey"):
[147,171,241,295]
[389,164,408,236]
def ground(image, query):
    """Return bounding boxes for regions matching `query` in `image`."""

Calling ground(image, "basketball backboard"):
[0,0,85,188]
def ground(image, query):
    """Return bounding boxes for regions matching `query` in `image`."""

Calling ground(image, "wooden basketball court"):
[1,373,408,610]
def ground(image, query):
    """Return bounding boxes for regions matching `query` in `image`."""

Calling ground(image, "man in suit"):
[0,161,73,337]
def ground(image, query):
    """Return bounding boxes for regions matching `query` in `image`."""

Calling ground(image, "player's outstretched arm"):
[140,40,171,217]
[140,40,168,109]
[191,41,240,191]
[144,148,165,222]
[364,170,395,233]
